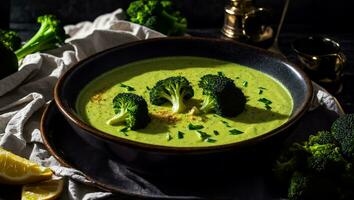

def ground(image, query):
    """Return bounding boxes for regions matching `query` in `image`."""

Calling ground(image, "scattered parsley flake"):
[221,120,231,128]
[217,71,225,77]
[265,104,272,110]
[258,98,272,110]
[229,129,244,135]
[120,127,129,136]
[196,130,211,141]
[213,130,220,136]
[188,123,204,130]
[205,138,217,143]
[258,98,272,105]
[119,83,135,91]
[166,133,173,141]
[242,80,248,87]
[178,131,185,139]
[259,90,263,95]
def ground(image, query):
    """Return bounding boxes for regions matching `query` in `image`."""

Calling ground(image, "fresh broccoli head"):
[15,15,67,60]
[149,76,194,113]
[126,0,187,35]
[331,114,354,159]
[304,143,347,175]
[0,42,19,79]
[106,93,150,130]
[273,143,308,184]
[288,171,337,200]
[307,131,338,146]
[0,29,22,51]
[198,74,246,117]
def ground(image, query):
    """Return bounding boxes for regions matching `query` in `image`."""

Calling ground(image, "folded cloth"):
[0,8,164,200]
[0,8,344,200]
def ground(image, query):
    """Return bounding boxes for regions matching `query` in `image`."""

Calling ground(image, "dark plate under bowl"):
[54,37,313,176]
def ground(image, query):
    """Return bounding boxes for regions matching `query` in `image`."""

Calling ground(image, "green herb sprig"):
[221,120,231,128]
[217,71,225,77]
[119,83,135,91]
[258,98,272,110]
[195,130,216,143]
[120,127,129,136]
[178,131,185,139]
[188,123,204,130]
[229,129,244,135]
[242,80,248,87]
[166,133,173,141]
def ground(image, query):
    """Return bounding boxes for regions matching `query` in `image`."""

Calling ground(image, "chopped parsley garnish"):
[235,77,240,79]
[146,86,151,91]
[258,87,267,95]
[119,83,135,91]
[221,120,231,128]
[120,127,129,136]
[229,129,244,135]
[213,130,220,136]
[196,130,212,141]
[188,123,204,130]
[242,80,248,87]
[258,98,272,104]
[217,71,225,77]
[265,104,272,110]
[166,133,173,141]
[177,131,185,139]
[258,98,272,110]
[205,138,217,143]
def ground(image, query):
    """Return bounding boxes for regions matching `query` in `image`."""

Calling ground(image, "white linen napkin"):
[0,8,164,200]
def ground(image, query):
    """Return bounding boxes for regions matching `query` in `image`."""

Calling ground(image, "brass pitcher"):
[222,0,273,45]
[292,36,346,94]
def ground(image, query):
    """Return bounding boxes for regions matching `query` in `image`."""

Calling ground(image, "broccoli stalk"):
[149,76,194,113]
[15,15,66,60]
[198,74,246,117]
[106,103,132,125]
[200,94,216,113]
[164,82,190,113]
[106,93,150,130]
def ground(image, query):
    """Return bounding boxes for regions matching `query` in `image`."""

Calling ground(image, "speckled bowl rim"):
[54,37,314,153]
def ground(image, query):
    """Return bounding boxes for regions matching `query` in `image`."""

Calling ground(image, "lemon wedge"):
[0,147,53,185]
[21,178,64,200]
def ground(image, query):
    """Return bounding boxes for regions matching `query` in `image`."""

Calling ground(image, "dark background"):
[1,0,354,113]
[2,0,354,32]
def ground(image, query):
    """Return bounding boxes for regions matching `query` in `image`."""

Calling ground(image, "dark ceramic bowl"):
[54,37,313,176]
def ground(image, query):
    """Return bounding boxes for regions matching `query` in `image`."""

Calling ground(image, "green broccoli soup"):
[76,57,293,147]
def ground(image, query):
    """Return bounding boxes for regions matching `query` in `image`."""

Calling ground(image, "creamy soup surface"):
[76,57,293,147]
